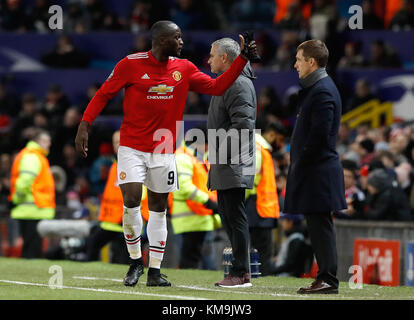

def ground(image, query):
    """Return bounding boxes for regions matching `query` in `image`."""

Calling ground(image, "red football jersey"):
[82,51,247,153]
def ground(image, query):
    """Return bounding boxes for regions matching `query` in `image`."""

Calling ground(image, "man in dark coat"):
[207,37,257,288]
[284,39,347,294]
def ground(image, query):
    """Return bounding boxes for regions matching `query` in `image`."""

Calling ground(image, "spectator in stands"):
[198,1,228,31]
[337,42,366,70]
[364,168,413,221]
[102,12,124,31]
[357,138,376,166]
[88,141,113,195]
[33,110,50,131]
[377,150,395,170]
[61,143,87,191]
[256,86,284,126]
[276,172,287,211]
[271,213,312,277]
[335,159,366,219]
[337,123,352,158]
[50,165,67,206]
[63,0,91,33]
[369,127,390,152]
[345,79,376,113]
[84,0,108,31]
[277,1,304,30]
[41,34,90,68]
[254,32,277,67]
[395,161,412,196]
[273,31,300,70]
[50,107,82,165]
[260,120,286,154]
[309,0,338,42]
[389,129,410,164]
[0,0,31,31]
[228,0,275,30]
[389,0,414,31]
[29,0,51,33]
[83,83,100,107]
[0,82,20,117]
[129,0,151,33]
[9,93,38,151]
[170,0,206,30]
[368,40,401,68]
[361,0,384,29]
[40,84,71,130]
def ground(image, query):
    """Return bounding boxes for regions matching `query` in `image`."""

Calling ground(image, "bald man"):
[76,21,259,287]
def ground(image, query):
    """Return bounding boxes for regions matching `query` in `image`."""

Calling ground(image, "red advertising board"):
[353,238,400,286]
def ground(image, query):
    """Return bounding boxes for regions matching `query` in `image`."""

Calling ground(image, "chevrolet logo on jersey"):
[148,85,174,94]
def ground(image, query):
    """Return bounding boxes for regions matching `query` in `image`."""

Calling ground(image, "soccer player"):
[75,20,258,287]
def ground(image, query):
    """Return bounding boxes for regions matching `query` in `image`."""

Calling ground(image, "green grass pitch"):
[0,257,413,300]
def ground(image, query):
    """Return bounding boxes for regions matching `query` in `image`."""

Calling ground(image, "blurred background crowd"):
[1,0,414,267]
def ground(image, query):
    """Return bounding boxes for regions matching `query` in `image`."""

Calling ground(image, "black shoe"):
[123,262,144,287]
[146,273,171,287]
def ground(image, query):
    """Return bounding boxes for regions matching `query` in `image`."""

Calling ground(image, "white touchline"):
[0,279,208,300]
[73,276,314,299]
[71,276,414,300]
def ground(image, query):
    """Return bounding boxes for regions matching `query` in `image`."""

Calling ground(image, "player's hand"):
[239,31,261,63]
[75,121,89,158]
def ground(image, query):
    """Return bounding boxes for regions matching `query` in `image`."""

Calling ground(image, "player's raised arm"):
[75,57,130,158]
[188,35,258,96]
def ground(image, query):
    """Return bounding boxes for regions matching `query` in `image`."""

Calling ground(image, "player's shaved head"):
[151,20,179,44]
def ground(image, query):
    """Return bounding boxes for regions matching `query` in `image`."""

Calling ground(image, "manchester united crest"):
[119,171,126,180]
[172,70,182,81]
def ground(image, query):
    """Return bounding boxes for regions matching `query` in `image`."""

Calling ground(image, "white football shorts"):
[117,146,179,193]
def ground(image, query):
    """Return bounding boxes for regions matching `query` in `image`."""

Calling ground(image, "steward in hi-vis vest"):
[9,130,55,258]
[245,133,280,275]
[98,161,149,233]
[170,142,221,269]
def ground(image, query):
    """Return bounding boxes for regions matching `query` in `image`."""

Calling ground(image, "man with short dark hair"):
[75,21,258,287]
[284,39,346,294]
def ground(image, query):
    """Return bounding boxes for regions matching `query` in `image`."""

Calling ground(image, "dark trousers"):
[218,188,250,276]
[18,220,43,259]
[179,231,206,269]
[249,227,273,276]
[86,226,129,264]
[305,212,339,288]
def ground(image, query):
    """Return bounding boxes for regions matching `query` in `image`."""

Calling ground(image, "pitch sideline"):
[0,279,208,300]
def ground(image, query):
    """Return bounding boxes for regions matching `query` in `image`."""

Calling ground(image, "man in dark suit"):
[284,39,347,294]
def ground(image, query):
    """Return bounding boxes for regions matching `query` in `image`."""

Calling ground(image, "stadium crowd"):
[1,0,414,268]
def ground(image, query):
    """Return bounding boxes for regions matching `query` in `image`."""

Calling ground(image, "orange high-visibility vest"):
[256,144,280,218]
[99,162,149,224]
[174,146,217,216]
[9,147,55,209]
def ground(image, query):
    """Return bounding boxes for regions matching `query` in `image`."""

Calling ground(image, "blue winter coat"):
[284,76,347,215]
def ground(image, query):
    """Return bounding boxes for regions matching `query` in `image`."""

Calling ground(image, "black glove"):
[204,199,219,213]
[241,31,261,63]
